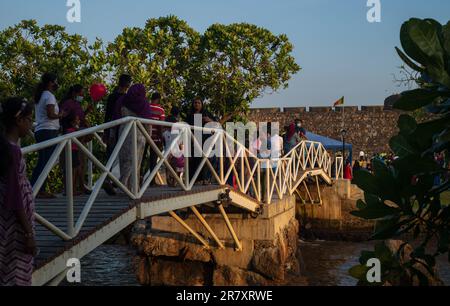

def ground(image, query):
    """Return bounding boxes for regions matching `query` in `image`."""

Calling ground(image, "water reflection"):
[300,240,450,286]
[61,245,140,287]
[63,241,448,286]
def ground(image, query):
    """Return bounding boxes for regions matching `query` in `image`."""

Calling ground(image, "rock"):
[132,232,212,262]
[287,219,299,247]
[212,240,254,269]
[181,244,212,263]
[250,220,300,281]
[134,256,149,285]
[251,245,284,281]
[213,266,267,286]
[150,259,208,286]
[132,220,148,234]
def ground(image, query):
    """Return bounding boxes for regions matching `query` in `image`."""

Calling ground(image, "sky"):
[0,0,449,108]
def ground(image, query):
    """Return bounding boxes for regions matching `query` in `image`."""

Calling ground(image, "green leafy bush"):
[350,18,450,286]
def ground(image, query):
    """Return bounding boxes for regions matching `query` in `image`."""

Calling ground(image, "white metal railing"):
[335,156,344,180]
[22,117,332,240]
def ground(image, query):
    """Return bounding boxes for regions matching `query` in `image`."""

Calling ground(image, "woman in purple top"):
[60,85,94,195]
[0,97,36,286]
[60,84,93,131]
[116,84,153,189]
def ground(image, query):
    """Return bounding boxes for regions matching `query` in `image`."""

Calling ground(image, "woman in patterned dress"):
[0,97,36,286]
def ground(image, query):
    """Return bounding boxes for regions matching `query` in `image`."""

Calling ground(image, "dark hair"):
[34,72,57,104]
[64,84,83,101]
[191,96,203,113]
[151,92,161,101]
[0,97,33,177]
[118,74,132,88]
[170,106,180,117]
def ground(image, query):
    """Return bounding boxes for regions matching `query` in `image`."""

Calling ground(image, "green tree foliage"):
[107,16,201,110]
[192,23,300,121]
[350,18,450,286]
[0,18,299,122]
[0,20,108,101]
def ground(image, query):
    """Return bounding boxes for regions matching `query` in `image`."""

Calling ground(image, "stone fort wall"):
[248,106,400,159]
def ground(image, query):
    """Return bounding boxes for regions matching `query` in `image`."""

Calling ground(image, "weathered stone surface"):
[134,256,149,285]
[248,107,401,159]
[131,232,211,262]
[131,199,300,286]
[150,259,208,286]
[151,196,296,241]
[212,240,254,269]
[213,266,267,286]
[181,244,212,263]
[251,220,299,281]
[252,245,285,281]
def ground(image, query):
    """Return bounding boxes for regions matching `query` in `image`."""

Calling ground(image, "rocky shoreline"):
[131,219,307,286]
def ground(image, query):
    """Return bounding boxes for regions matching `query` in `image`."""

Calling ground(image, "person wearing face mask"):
[60,84,92,132]
[295,119,308,140]
[31,73,64,199]
[60,85,93,195]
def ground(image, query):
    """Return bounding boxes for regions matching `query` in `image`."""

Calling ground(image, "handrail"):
[22,117,332,241]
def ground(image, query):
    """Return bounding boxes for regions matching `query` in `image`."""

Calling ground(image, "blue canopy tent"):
[305,132,353,162]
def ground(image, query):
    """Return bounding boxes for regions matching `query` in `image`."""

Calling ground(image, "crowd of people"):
[0,71,316,285]
[6,71,448,286]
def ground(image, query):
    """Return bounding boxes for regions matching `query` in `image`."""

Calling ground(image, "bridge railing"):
[335,156,344,180]
[22,117,331,240]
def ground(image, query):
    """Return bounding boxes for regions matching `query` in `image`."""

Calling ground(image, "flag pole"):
[341,97,345,161]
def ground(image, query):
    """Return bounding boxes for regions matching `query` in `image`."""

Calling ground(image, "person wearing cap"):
[359,151,367,169]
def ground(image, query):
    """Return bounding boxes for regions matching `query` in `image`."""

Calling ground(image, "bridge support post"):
[87,141,93,189]
[190,206,225,249]
[183,128,190,188]
[65,140,74,237]
[315,176,323,205]
[169,211,210,249]
[131,121,139,195]
[302,181,314,205]
[218,204,242,252]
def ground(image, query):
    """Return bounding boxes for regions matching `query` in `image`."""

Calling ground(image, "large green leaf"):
[389,135,417,157]
[410,116,450,150]
[398,114,417,135]
[375,242,394,264]
[371,158,398,200]
[348,265,369,280]
[371,217,403,240]
[401,18,450,88]
[395,47,425,72]
[351,193,400,220]
[408,19,444,67]
[443,22,450,72]
[400,19,429,66]
[394,89,441,111]
[352,170,380,195]
[359,250,376,265]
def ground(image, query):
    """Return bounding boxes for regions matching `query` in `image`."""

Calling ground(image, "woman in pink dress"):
[0,97,37,286]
